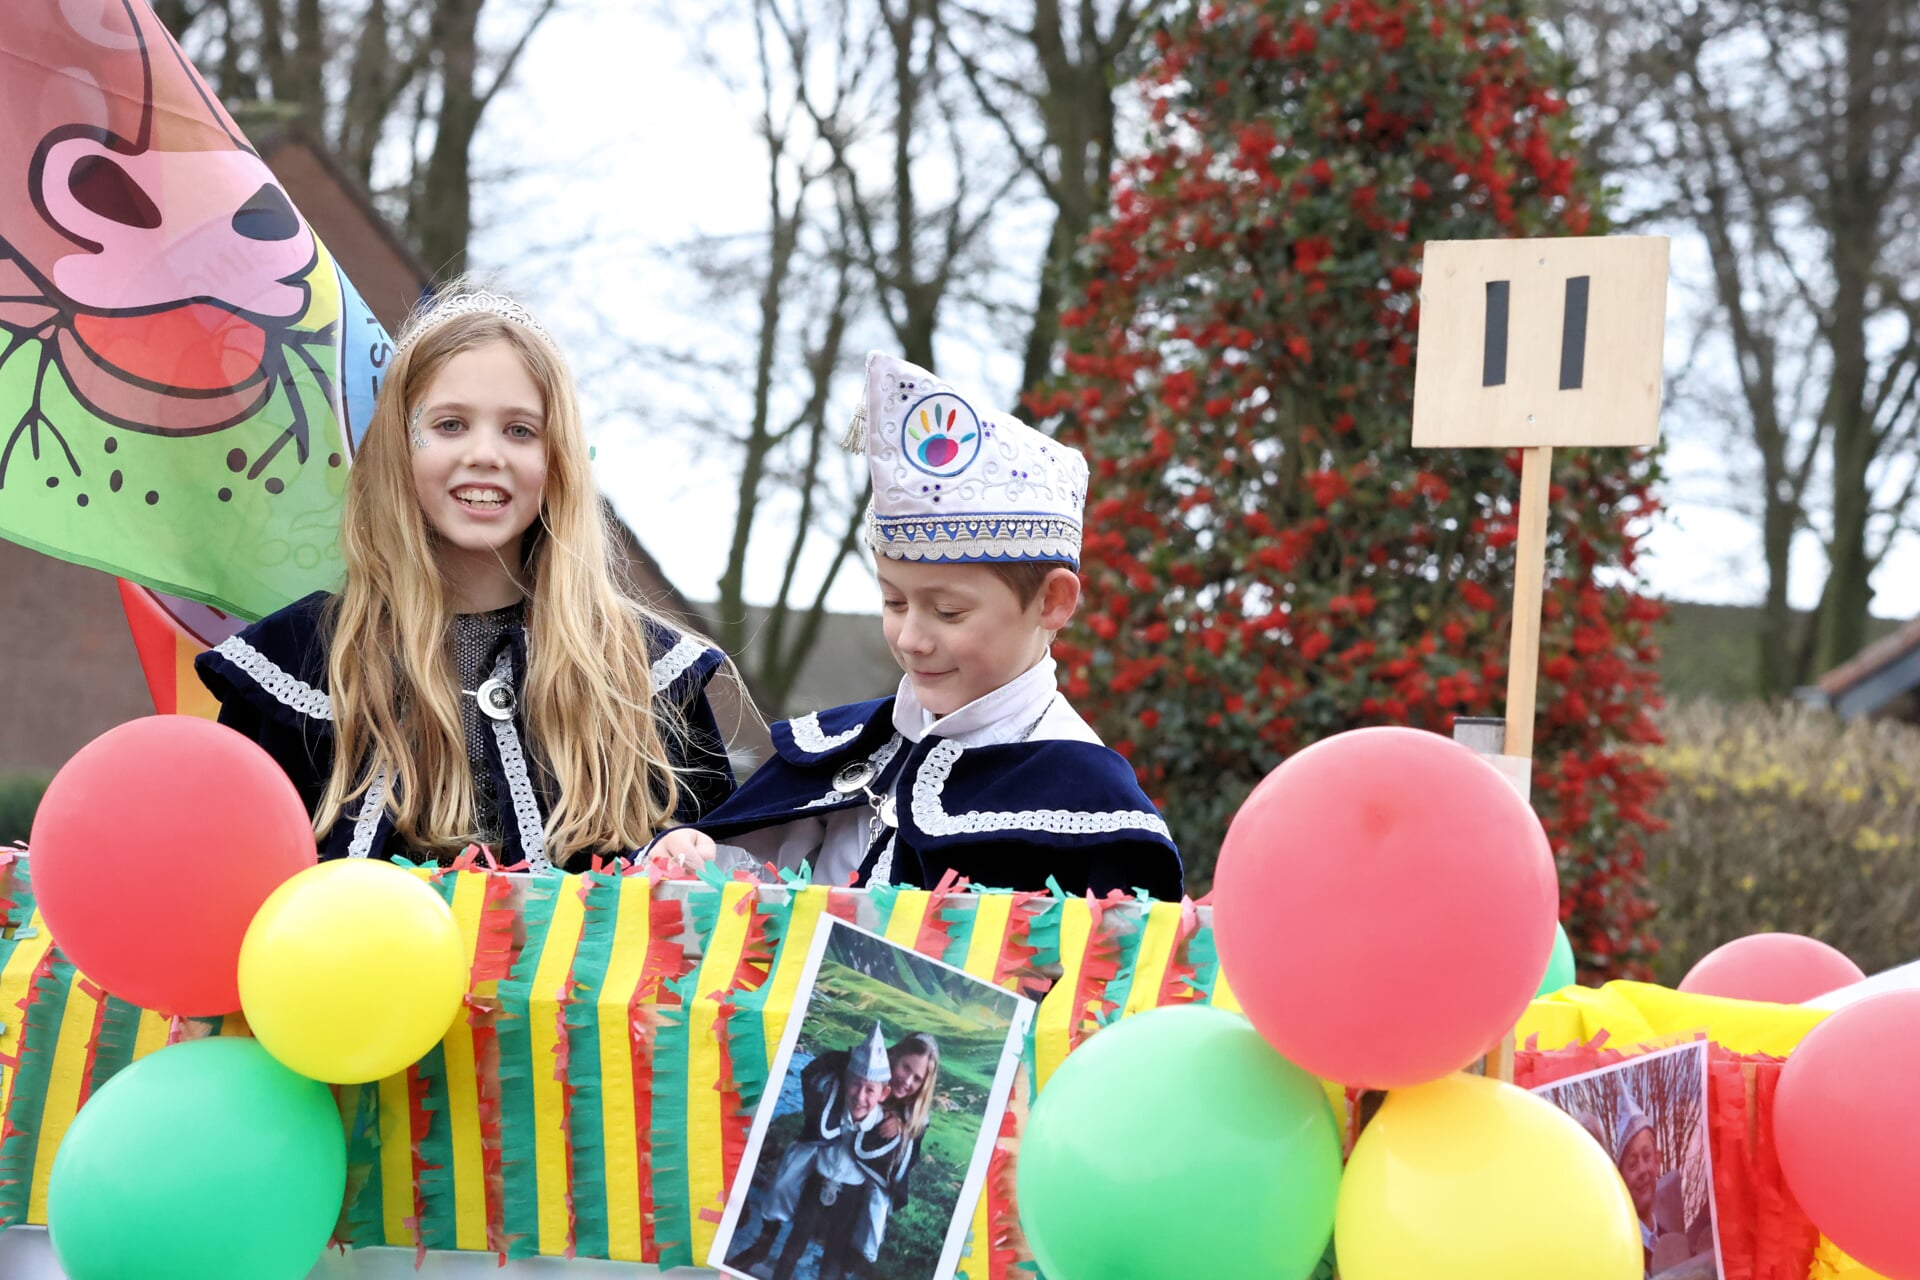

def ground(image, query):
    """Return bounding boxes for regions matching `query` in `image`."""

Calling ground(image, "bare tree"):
[1547,0,1920,692]
[933,0,1167,392]
[633,0,1086,711]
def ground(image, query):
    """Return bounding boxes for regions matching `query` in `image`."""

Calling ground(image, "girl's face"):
[410,340,548,580]
[889,1050,932,1099]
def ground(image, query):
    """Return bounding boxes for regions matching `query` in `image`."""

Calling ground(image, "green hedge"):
[0,775,50,847]
[1646,700,1920,983]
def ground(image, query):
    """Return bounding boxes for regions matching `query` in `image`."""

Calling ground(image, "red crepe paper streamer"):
[635,892,691,1263]
[712,894,780,1208]
[468,871,519,1260]
[914,869,966,960]
[991,890,1053,999]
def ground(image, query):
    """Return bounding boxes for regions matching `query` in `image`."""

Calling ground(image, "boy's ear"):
[1038,567,1081,632]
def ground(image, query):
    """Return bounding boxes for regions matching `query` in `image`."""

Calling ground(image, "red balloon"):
[1677,933,1865,1004]
[1775,990,1920,1277]
[29,716,316,1016]
[1213,727,1557,1089]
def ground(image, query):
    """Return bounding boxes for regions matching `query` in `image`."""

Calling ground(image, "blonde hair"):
[887,1034,941,1145]
[315,291,695,861]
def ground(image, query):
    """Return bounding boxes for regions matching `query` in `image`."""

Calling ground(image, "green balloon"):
[1018,1004,1341,1280]
[1537,922,1578,996]
[48,1036,345,1280]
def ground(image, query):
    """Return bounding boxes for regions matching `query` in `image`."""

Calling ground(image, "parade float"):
[2,3,1917,1279]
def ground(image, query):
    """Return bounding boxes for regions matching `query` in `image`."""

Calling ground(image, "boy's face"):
[877,558,1076,716]
[845,1076,888,1120]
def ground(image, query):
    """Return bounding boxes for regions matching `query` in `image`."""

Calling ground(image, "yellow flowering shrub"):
[1647,700,1920,982]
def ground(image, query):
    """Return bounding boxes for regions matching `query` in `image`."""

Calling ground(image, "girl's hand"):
[649,827,717,878]
[875,1114,901,1141]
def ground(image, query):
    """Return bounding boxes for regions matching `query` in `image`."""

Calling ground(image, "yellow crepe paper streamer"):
[440,871,491,1252]
[762,886,832,1069]
[883,890,931,947]
[1033,897,1093,1091]
[529,875,589,1255]
[1120,901,1183,1021]
[1518,980,1828,1057]
[377,1064,415,1244]
[1812,1236,1892,1279]
[129,1009,169,1064]
[374,867,446,1247]
[596,873,656,1263]
[1210,963,1242,1014]
[27,966,98,1223]
[686,880,756,1262]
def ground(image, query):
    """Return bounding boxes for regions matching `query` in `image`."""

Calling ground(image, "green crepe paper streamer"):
[495,874,561,1259]
[411,1042,457,1250]
[866,882,902,932]
[337,1079,386,1248]
[648,879,719,1269]
[939,889,981,970]
[0,948,76,1226]
[1186,917,1225,1003]
[725,888,798,1120]
[84,993,144,1100]
[1087,894,1156,1030]
[405,872,463,1252]
[562,870,623,1261]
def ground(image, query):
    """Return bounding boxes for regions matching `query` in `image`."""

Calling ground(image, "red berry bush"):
[1035,0,1666,978]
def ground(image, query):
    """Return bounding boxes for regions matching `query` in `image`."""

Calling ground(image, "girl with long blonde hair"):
[197,282,735,870]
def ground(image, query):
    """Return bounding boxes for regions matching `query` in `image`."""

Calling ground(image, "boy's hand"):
[649,827,717,878]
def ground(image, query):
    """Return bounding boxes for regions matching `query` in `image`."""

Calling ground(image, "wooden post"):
[1410,236,1669,768]
[1503,446,1554,760]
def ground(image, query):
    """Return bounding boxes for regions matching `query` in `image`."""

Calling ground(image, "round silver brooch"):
[832,761,875,794]
[476,677,516,721]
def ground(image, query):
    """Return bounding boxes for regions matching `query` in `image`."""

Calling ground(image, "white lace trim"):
[868,832,898,887]
[484,650,554,874]
[790,710,867,754]
[347,766,389,859]
[212,634,332,720]
[651,633,708,692]
[909,739,1172,839]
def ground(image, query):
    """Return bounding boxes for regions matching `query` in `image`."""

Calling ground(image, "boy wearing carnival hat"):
[655,352,1183,900]
[729,1022,896,1277]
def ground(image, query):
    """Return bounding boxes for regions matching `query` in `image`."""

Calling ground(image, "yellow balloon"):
[239,861,467,1084]
[1335,1073,1642,1280]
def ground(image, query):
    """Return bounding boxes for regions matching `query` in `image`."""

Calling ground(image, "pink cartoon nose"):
[39,136,315,320]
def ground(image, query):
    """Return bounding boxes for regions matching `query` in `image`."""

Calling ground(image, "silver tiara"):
[394,287,557,355]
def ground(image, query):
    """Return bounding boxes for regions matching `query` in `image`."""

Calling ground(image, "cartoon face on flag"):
[0,0,391,624]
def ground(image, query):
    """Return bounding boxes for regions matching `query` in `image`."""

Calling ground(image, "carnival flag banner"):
[0,0,391,623]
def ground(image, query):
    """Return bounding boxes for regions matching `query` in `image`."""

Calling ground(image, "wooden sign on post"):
[1411,236,1669,764]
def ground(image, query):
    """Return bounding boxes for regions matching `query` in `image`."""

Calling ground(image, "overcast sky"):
[463,1,1920,623]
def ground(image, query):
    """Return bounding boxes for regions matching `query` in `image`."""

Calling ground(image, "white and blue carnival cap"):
[844,351,1088,568]
[848,1021,892,1085]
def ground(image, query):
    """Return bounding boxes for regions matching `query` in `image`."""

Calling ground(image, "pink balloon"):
[1775,989,1920,1278]
[30,716,316,1015]
[1212,727,1558,1090]
[1678,933,1865,1004]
